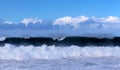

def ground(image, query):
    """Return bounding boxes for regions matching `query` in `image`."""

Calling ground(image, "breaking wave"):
[0,37,6,41]
[0,44,120,60]
[0,36,120,46]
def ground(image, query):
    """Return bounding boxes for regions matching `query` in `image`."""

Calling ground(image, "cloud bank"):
[21,18,42,26]
[52,16,120,32]
[53,16,89,28]
[1,16,120,29]
[0,16,120,37]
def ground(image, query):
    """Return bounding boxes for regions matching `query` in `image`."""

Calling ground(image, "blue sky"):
[0,0,120,37]
[0,0,120,22]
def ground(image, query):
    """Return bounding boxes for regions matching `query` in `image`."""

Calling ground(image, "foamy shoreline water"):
[1,57,120,70]
[1,44,120,60]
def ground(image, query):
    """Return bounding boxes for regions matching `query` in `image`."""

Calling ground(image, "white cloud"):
[94,16,120,23]
[1,16,120,36]
[2,16,120,31]
[53,16,120,30]
[21,18,42,26]
[4,21,13,24]
[53,16,89,28]
[20,16,120,27]
[90,16,120,29]
[0,19,13,24]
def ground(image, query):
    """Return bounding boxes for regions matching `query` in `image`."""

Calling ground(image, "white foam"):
[0,44,120,60]
[0,37,6,41]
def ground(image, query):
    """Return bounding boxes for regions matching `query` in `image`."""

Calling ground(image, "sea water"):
[1,44,120,70]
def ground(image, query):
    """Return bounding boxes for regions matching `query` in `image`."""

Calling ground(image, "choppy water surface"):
[1,57,120,70]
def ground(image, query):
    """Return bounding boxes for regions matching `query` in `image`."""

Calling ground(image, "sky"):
[0,0,120,22]
[0,0,120,37]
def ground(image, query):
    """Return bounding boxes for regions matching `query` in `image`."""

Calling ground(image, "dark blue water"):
[0,36,120,46]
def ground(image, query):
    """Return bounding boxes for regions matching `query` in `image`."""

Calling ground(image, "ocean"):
[1,37,120,70]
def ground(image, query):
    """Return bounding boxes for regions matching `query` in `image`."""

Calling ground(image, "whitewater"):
[1,44,120,60]
[1,44,120,70]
